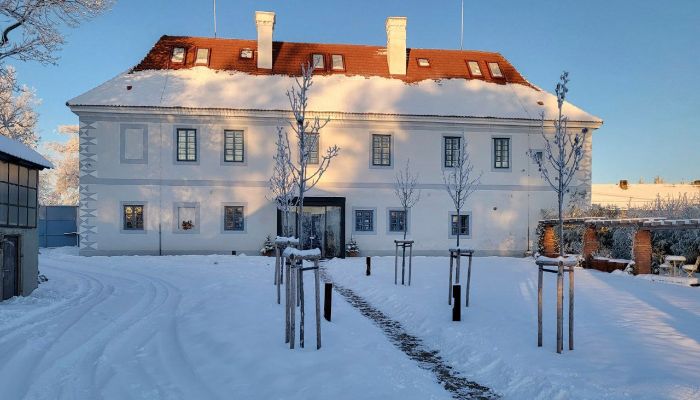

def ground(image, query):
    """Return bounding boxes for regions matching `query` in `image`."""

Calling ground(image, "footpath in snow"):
[0,248,450,400]
[325,256,700,400]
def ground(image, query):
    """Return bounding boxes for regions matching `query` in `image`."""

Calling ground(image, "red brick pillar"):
[543,225,557,257]
[582,227,598,268]
[633,230,652,275]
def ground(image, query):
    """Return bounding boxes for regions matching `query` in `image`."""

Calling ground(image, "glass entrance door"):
[296,205,342,258]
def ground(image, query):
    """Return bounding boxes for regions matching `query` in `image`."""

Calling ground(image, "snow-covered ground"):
[325,256,700,400]
[1,249,698,399]
[0,248,448,400]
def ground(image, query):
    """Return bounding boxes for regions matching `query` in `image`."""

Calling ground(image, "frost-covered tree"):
[393,159,420,240]
[0,66,37,147]
[269,127,296,237]
[39,124,78,205]
[0,0,112,65]
[443,139,481,247]
[528,72,589,257]
[285,64,340,246]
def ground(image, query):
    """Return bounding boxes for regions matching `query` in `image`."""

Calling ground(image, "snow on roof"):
[67,67,602,123]
[0,135,52,169]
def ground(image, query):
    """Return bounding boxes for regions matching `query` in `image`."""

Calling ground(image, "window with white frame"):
[467,61,482,76]
[224,130,244,162]
[451,214,470,236]
[488,62,503,78]
[177,206,196,231]
[305,133,319,164]
[493,137,510,169]
[224,206,245,231]
[389,210,406,232]
[372,134,391,166]
[171,47,185,63]
[195,48,210,65]
[444,136,461,168]
[331,54,344,70]
[123,204,144,230]
[177,129,197,161]
[354,209,374,232]
[312,54,325,69]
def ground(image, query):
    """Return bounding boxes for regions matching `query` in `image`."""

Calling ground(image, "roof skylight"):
[417,58,430,67]
[467,61,482,76]
[312,54,325,69]
[195,48,210,65]
[488,62,503,78]
[171,47,185,63]
[240,49,253,59]
[331,54,344,71]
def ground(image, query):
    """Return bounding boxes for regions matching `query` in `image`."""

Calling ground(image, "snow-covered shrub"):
[612,227,636,260]
[260,235,275,256]
[346,237,360,257]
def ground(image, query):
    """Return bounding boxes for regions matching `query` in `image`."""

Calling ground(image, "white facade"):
[70,107,597,256]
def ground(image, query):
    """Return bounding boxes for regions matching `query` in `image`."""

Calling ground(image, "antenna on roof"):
[213,0,217,38]
[460,0,464,50]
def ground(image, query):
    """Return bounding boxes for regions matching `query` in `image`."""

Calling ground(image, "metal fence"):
[38,206,78,248]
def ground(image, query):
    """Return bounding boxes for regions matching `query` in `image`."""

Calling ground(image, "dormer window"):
[417,58,430,67]
[240,48,253,59]
[171,47,185,63]
[467,61,482,77]
[488,62,503,78]
[195,48,210,65]
[312,54,325,69]
[331,54,344,71]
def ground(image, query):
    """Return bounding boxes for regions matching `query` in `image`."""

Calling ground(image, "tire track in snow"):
[321,268,499,400]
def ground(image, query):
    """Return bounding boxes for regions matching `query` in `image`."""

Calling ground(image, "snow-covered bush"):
[612,227,636,260]
[346,237,360,257]
[260,235,275,256]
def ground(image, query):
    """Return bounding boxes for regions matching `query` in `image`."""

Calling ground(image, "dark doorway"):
[277,197,345,258]
[2,235,19,300]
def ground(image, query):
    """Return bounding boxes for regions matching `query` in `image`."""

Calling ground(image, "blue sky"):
[11,0,700,183]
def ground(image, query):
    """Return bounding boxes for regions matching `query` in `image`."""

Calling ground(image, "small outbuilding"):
[0,135,52,301]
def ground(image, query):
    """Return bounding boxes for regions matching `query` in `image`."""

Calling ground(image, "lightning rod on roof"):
[460,0,464,50]
[213,0,217,38]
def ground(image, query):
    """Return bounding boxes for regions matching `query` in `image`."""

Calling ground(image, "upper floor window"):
[224,130,244,162]
[177,129,197,162]
[467,61,482,77]
[493,137,510,169]
[195,48,210,65]
[123,204,144,230]
[444,136,461,168]
[312,54,325,69]
[389,210,406,232]
[171,47,185,63]
[305,133,319,164]
[372,134,391,166]
[488,62,503,78]
[451,214,470,236]
[0,162,38,228]
[224,205,245,231]
[331,54,345,71]
[354,209,374,232]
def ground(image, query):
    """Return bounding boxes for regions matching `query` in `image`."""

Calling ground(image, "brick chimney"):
[255,11,275,69]
[385,17,407,76]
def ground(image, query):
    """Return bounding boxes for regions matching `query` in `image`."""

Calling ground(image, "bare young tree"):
[0,0,112,66]
[393,159,421,240]
[0,66,37,147]
[528,72,589,257]
[443,138,481,247]
[286,64,340,246]
[269,127,296,237]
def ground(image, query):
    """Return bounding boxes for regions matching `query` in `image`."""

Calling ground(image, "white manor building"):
[68,11,603,257]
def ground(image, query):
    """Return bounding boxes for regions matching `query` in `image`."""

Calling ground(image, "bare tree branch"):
[443,138,481,247]
[394,159,421,240]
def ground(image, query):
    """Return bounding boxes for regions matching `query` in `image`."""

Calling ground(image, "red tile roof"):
[133,35,534,87]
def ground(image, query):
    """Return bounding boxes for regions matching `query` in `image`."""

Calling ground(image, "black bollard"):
[324,282,333,321]
[366,256,371,276]
[452,284,461,321]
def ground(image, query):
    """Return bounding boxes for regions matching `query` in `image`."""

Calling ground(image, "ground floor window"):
[123,204,144,230]
[451,213,470,236]
[224,205,245,231]
[354,209,374,232]
[389,209,406,233]
[177,205,197,231]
